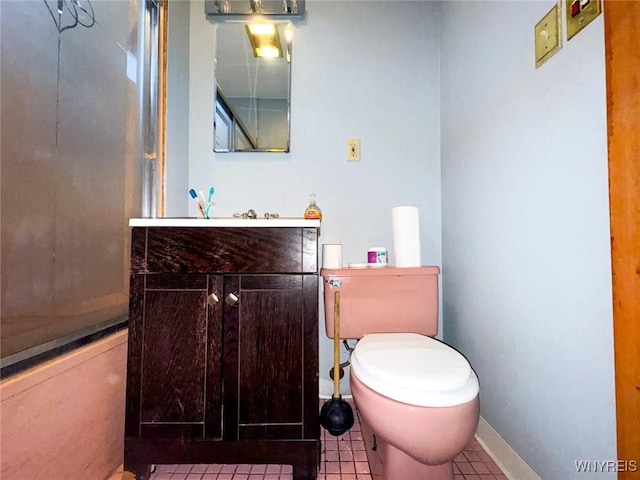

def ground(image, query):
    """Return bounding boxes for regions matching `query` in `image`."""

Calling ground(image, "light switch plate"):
[535,2,562,69]
[566,0,601,40]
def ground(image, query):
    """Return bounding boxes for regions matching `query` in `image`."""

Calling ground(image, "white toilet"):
[321,266,480,480]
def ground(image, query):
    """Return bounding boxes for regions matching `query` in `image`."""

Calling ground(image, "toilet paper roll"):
[322,244,343,269]
[392,206,422,267]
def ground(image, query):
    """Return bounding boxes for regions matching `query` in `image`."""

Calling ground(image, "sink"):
[129,218,320,228]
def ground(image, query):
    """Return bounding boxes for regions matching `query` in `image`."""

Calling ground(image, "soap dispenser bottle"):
[304,193,322,220]
[304,194,322,234]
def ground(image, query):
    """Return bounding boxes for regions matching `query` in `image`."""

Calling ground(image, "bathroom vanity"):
[123,219,320,480]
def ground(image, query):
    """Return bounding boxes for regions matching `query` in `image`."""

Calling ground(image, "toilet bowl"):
[320,267,480,480]
[350,333,479,480]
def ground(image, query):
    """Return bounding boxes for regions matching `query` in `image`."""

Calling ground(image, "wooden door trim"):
[604,1,640,475]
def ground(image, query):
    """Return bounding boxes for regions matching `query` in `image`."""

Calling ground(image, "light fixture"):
[285,24,292,63]
[246,23,283,58]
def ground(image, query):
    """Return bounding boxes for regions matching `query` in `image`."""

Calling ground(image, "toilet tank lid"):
[350,333,479,407]
[321,266,440,277]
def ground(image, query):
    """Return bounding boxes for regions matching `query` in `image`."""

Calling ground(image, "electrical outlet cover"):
[535,2,562,68]
[566,0,602,40]
[347,138,360,162]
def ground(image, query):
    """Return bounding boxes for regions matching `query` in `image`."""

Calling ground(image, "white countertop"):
[129,218,321,228]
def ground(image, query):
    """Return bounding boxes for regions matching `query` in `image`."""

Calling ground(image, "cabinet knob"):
[207,293,220,305]
[225,292,239,306]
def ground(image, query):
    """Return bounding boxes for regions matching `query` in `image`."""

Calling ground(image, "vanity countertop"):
[129,218,321,228]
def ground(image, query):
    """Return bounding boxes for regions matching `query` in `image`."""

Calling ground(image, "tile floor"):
[109,400,507,480]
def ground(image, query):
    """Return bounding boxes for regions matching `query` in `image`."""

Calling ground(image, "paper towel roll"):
[322,244,343,269]
[392,206,422,267]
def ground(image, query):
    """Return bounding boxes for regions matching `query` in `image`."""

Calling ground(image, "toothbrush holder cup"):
[197,201,215,219]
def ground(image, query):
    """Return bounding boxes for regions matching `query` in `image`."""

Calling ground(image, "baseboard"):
[475,416,542,480]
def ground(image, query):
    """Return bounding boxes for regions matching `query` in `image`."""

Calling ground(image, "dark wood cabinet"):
[124,226,319,480]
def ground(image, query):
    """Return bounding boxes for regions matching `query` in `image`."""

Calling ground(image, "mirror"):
[214,22,292,152]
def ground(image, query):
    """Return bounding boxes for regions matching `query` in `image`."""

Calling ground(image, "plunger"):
[320,291,354,436]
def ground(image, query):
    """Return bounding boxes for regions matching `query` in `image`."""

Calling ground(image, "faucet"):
[233,209,279,219]
[233,209,258,219]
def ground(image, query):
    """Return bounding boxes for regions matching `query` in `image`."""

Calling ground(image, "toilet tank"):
[321,266,440,339]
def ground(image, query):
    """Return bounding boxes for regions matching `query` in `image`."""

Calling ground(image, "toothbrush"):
[206,187,215,218]
[198,190,210,218]
[189,189,206,216]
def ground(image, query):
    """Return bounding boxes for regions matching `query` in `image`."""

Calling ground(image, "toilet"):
[321,266,479,480]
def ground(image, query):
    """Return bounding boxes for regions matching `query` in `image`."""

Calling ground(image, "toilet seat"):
[350,333,479,408]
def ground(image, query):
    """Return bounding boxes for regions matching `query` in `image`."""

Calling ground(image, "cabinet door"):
[223,275,308,441]
[125,274,223,440]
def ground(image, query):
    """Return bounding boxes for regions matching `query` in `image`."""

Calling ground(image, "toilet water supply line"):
[340,340,355,369]
[327,279,356,371]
